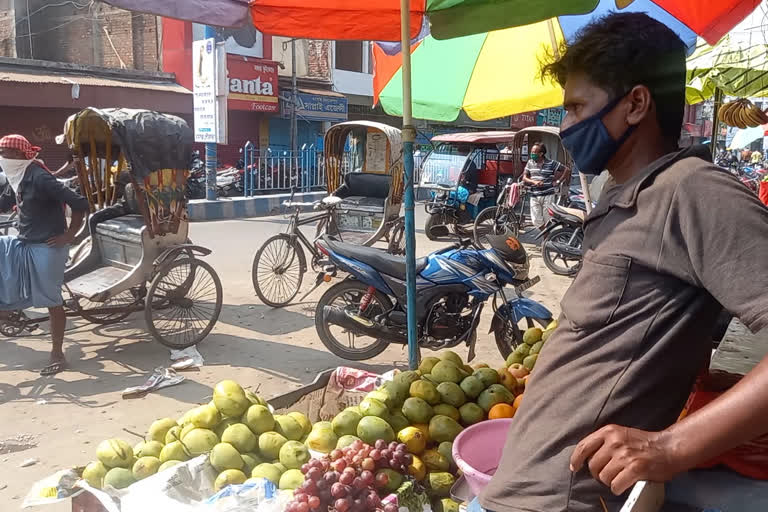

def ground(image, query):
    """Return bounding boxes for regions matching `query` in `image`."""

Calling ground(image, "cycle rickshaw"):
[251,121,405,307]
[0,108,223,349]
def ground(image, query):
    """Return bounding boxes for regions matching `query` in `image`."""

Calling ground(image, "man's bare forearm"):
[67,210,85,236]
[664,355,768,469]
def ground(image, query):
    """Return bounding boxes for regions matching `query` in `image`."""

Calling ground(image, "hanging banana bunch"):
[718,98,768,129]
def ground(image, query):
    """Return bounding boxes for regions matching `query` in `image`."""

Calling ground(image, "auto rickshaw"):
[419,131,518,240]
[1,108,223,348]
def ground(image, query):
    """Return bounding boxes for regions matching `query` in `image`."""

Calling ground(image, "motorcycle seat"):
[551,204,585,223]
[324,238,428,280]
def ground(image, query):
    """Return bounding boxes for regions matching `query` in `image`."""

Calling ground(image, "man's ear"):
[626,85,653,126]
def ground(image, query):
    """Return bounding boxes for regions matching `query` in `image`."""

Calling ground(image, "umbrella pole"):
[401,0,420,370]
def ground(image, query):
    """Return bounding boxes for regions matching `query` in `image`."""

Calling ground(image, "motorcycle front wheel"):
[315,280,394,361]
[542,227,583,276]
[493,313,553,360]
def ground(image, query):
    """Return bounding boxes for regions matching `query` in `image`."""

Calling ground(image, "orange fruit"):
[513,394,524,411]
[488,403,516,419]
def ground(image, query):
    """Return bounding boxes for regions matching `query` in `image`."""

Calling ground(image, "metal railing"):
[241,143,358,196]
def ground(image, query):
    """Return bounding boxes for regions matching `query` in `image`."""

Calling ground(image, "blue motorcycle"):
[313,233,552,361]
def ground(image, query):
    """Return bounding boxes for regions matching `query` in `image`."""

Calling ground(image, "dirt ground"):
[0,213,573,510]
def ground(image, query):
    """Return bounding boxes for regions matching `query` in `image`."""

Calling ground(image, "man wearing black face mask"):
[479,12,768,512]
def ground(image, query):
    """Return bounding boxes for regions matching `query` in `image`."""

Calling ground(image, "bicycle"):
[251,195,343,308]
[473,179,530,248]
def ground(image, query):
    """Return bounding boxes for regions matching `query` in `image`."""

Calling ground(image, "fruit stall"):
[28,323,557,512]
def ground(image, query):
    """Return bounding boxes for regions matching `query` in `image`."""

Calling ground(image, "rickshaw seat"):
[333,173,392,213]
[335,173,391,199]
[95,214,145,245]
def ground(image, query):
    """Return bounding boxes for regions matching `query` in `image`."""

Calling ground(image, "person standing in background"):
[522,142,569,229]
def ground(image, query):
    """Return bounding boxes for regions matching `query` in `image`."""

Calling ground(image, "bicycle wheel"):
[387,220,405,255]
[252,234,306,307]
[473,207,519,249]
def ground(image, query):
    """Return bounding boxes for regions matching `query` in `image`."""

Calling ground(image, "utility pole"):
[290,39,298,153]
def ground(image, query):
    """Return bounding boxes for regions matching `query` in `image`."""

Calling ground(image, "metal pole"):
[711,88,723,159]
[291,39,298,154]
[400,0,420,370]
[204,25,218,201]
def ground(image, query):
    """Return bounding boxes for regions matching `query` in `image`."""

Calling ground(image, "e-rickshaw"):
[0,108,223,349]
[250,121,405,308]
[471,126,575,248]
[419,131,519,240]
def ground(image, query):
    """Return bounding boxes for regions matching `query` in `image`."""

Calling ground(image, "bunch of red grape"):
[285,439,413,512]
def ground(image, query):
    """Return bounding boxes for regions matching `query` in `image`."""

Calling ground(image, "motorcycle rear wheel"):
[315,280,394,361]
[542,228,583,276]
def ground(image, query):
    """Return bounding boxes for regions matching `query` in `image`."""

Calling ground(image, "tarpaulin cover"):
[66,108,193,180]
[101,0,250,28]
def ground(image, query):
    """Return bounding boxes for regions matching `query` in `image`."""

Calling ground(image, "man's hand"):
[570,425,684,495]
[47,231,75,248]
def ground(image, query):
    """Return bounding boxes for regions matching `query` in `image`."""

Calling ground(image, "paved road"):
[0,206,572,508]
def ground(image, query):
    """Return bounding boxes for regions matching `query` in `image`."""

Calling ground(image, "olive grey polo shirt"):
[481,145,768,512]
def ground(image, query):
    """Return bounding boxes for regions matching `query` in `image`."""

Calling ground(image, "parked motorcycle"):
[537,203,585,277]
[216,166,244,197]
[186,150,206,199]
[313,233,552,361]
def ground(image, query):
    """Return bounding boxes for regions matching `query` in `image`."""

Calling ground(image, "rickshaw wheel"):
[77,289,140,325]
[0,311,27,337]
[252,234,306,307]
[145,257,222,349]
[387,221,405,255]
[473,207,519,249]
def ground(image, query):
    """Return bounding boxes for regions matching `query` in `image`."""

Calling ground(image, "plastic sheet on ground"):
[122,367,185,399]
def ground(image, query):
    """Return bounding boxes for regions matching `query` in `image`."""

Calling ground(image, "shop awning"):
[0,69,192,113]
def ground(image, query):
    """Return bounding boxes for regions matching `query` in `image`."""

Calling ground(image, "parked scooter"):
[216,165,244,197]
[313,233,552,361]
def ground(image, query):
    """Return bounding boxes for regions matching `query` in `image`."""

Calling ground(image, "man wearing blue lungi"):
[0,134,89,376]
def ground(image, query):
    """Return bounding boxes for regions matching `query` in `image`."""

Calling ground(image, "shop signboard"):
[509,111,537,130]
[227,56,280,113]
[281,92,348,122]
[537,107,565,127]
[192,38,228,144]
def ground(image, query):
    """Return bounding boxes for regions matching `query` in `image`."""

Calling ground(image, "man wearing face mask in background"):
[478,12,768,512]
[0,135,89,376]
[522,141,568,230]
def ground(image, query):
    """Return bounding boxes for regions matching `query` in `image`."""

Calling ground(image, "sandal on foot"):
[40,361,66,376]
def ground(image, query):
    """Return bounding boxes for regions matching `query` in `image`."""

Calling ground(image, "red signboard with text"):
[227,55,279,113]
[509,111,537,130]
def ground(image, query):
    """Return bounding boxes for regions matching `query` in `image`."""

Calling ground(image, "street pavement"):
[0,206,573,508]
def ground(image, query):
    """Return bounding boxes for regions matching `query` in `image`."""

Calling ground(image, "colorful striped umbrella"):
[372,0,755,122]
[246,0,759,44]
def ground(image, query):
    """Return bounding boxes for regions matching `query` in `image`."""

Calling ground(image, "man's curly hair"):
[541,12,686,143]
